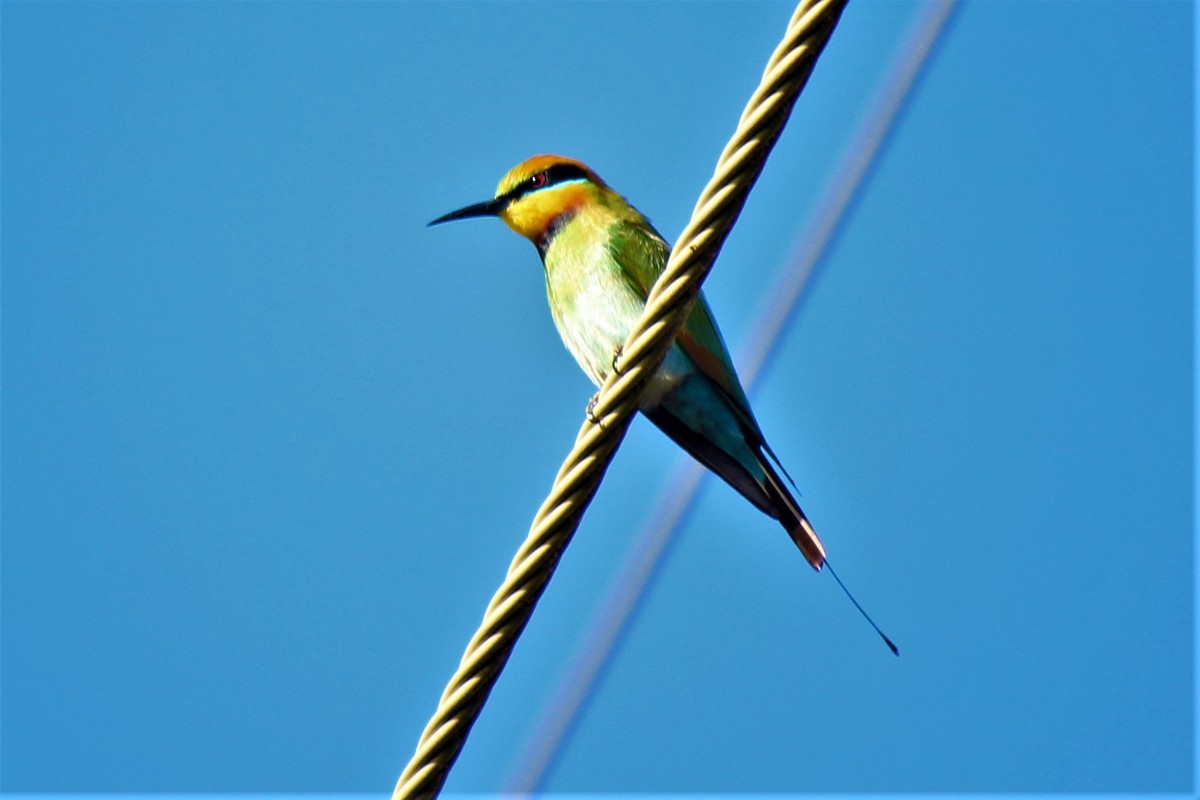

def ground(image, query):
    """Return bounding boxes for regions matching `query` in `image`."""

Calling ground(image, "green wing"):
[605,219,761,434]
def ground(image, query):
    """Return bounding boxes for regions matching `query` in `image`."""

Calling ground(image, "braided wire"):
[393,1,848,795]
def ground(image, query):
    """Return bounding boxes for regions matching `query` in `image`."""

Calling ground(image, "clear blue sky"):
[2,0,1192,794]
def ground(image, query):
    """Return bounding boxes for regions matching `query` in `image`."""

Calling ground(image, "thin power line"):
[503,0,960,792]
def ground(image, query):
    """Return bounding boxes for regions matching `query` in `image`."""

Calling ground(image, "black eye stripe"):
[542,163,590,186]
[504,163,591,202]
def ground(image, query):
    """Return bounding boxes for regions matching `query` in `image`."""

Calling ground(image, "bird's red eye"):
[530,172,547,188]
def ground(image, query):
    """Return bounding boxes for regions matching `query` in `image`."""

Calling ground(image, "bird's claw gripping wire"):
[587,345,625,427]
[586,393,605,428]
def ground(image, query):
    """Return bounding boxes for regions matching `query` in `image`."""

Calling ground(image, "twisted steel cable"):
[504,2,961,790]
[392,1,848,795]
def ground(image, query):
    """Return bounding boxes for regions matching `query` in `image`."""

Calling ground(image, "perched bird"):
[430,154,828,570]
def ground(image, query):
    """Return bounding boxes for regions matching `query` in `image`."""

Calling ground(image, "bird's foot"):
[611,344,624,374]
[586,393,606,428]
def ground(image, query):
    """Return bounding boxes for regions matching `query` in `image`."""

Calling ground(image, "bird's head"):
[429,154,611,247]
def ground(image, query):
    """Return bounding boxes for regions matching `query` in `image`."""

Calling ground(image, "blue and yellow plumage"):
[431,154,828,570]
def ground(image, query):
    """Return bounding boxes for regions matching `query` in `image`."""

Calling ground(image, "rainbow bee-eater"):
[431,154,831,572]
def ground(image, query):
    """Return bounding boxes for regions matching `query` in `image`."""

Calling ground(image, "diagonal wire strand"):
[502,0,961,792]
[391,1,849,797]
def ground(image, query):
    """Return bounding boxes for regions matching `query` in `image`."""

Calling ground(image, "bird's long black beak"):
[428,197,507,227]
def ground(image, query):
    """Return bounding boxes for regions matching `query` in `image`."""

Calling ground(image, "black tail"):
[760,456,826,571]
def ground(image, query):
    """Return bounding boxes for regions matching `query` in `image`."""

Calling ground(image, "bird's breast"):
[544,237,647,389]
